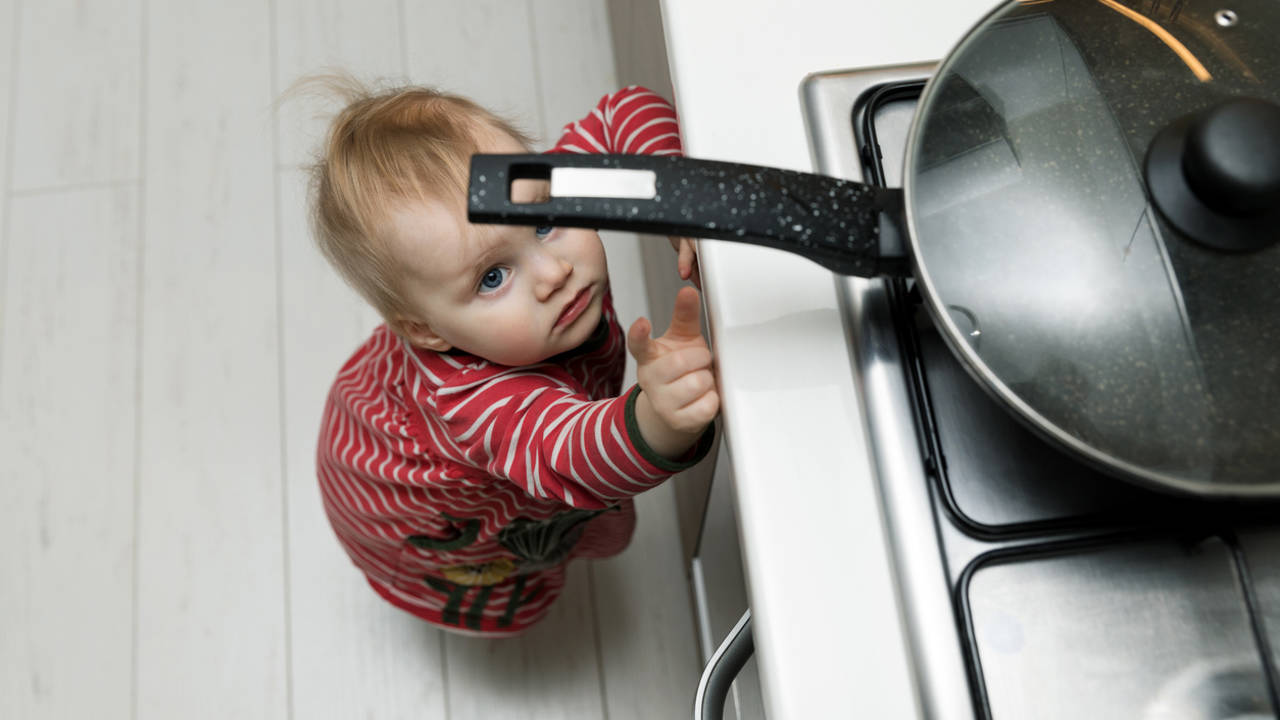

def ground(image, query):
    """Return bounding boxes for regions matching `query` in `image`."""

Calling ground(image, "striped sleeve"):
[424,364,709,509]
[549,85,683,156]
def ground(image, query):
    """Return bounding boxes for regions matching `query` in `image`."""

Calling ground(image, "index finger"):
[665,286,703,340]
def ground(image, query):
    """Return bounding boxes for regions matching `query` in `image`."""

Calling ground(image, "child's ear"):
[395,317,452,352]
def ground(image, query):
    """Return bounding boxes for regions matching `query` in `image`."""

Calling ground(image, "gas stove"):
[801,64,1280,720]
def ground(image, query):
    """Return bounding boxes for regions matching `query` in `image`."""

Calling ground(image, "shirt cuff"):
[623,385,716,473]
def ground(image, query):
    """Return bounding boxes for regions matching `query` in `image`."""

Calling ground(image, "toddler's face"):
[385,135,609,366]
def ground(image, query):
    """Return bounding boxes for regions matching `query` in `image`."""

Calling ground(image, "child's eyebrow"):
[462,234,508,281]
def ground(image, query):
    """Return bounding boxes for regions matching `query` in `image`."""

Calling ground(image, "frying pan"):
[467,0,1280,498]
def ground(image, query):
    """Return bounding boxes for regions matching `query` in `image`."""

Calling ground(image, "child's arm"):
[427,352,713,510]
[627,287,719,459]
[549,85,682,156]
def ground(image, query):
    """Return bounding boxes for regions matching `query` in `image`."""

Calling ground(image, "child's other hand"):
[628,287,719,459]
[667,236,701,289]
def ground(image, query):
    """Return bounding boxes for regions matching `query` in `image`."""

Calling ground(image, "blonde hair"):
[302,74,532,321]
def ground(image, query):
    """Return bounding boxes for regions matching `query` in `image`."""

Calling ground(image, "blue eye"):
[478,266,510,293]
[535,225,554,239]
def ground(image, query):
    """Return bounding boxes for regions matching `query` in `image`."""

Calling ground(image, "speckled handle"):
[467,153,906,277]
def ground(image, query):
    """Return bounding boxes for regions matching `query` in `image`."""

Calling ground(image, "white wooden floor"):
[0,1,703,718]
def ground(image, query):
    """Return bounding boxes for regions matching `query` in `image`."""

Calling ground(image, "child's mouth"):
[555,287,592,329]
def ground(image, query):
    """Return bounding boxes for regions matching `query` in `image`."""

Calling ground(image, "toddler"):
[309,80,718,636]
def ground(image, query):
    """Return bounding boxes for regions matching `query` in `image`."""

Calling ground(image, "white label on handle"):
[550,167,657,199]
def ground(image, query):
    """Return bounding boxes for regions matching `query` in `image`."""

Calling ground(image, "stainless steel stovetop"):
[801,64,1280,720]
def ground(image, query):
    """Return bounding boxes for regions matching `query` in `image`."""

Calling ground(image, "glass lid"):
[903,0,1280,495]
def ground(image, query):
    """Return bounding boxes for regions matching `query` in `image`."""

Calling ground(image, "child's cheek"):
[486,315,543,364]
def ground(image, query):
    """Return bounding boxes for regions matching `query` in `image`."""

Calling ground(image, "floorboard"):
[134,3,287,718]
[0,186,139,720]
[10,0,140,191]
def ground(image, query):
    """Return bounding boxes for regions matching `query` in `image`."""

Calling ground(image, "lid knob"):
[1182,98,1280,215]
[1145,97,1280,252]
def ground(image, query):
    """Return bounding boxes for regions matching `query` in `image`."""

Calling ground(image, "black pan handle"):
[468,153,907,278]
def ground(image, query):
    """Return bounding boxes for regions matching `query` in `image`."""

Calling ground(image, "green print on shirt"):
[406,513,480,551]
[423,574,544,630]
[412,507,613,629]
[497,507,607,570]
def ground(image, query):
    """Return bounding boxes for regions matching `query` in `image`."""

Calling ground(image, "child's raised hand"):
[627,287,719,459]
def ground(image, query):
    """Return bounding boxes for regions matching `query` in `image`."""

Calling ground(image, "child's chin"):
[568,306,603,341]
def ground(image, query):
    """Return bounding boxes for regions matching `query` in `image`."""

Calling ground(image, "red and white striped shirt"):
[317,87,706,635]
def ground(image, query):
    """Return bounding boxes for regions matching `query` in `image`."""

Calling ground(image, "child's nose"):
[533,251,573,300]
